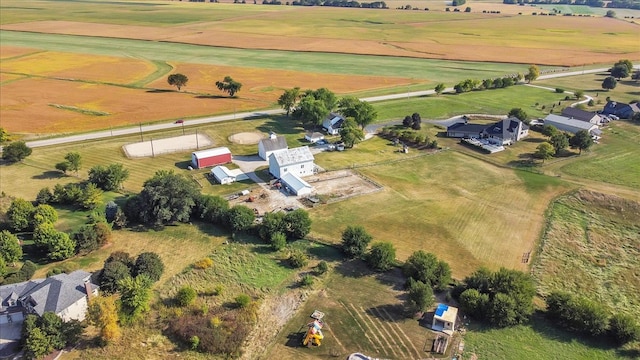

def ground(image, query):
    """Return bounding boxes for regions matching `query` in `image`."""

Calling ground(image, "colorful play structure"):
[302,310,325,347]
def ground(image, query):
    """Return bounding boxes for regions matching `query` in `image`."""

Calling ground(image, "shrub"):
[194,258,214,269]
[287,249,308,268]
[133,252,164,282]
[555,88,565,93]
[190,335,200,350]
[235,294,252,308]
[175,286,197,307]
[341,225,373,258]
[300,274,314,287]
[609,314,640,345]
[316,261,329,275]
[366,242,396,271]
[270,232,287,251]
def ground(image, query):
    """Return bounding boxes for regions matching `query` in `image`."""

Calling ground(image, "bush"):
[405,279,434,314]
[194,258,214,269]
[609,313,640,345]
[133,252,164,282]
[341,225,373,258]
[300,274,314,287]
[175,286,197,307]
[316,261,329,275]
[270,232,287,251]
[287,249,308,268]
[235,294,252,308]
[3,260,37,284]
[555,88,565,93]
[190,335,200,350]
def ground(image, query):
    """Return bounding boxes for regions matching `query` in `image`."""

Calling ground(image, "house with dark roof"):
[561,107,602,124]
[258,132,288,161]
[602,100,640,119]
[322,113,345,135]
[446,117,529,146]
[0,270,98,323]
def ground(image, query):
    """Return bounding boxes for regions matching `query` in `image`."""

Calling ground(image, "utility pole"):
[150,137,155,157]
[139,123,143,141]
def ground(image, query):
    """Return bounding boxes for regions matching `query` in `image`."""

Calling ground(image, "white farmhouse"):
[322,113,345,135]
[268,146,315,179]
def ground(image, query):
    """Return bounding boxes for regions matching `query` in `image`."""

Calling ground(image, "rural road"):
[19,68,611,149]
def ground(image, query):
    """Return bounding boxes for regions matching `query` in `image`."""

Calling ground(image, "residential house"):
[268,146,315,179]
[322,113,345,135]
[258,132,288,161]
[431,303,458,336]
[446,117,529,145]
[543,114,601,135]
[561,107,602,124]
[602,100,640,119]
[0,270,98,323]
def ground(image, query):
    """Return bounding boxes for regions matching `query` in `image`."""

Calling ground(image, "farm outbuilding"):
[280,172,313,196]
[432,303,458,335]
[268,146,315,179]
[191,147,232,169]
[258,132,288,161]
[210,165,248,185]
[543,114,601,135]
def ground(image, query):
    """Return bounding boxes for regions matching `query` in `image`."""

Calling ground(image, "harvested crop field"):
[0,51,412,135]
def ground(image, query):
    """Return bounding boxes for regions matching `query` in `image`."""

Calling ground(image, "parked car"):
[609,115,620,120]
[175,119,184,124]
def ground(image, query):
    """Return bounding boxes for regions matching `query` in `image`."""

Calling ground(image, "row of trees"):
[534,125,593,161]
[167,73,242,97]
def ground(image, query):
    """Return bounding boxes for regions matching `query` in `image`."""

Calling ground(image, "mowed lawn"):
[310,150,572,278]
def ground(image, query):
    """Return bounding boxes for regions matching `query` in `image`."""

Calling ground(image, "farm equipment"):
[302,310,325,347]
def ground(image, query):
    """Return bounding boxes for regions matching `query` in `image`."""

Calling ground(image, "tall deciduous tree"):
[215,76,242,97]
[611,64,630,79]
[7,198,35,232]
[167,73,188,91]
[294,96,328,128]
[283,209,312,239]
[524,64,540,83]
[135,171,199,225]
[31,204,58,228]
[366,242,396,271]
[602,76,617,91]
[534,142,555,162]
[339,118,365,148]
[117,275,153,323]
[88,163,130,191]
[64,152,82,175]
[0,230,23,266]
[508,108,528,122]
[341,225,372,258]
[406,278,434,314]
[2,141,32,163]
[403,250,452,291]
[550,133,569,155]
[277,87,301,117]
[227,205,255,233]
[33,223,76,260]
[338,97,377,130]
[569,130,593,154]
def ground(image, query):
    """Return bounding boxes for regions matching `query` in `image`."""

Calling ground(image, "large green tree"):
[196,194,229,225]
[508,108,528,122]
[405,279,434,314]
[339,118,365,148]
[88,163,130,191]
[569,130,594,154]
[2,141,32,163]
[338,97,377,130]
[534,142,555,162]
[135,171,199,225]
[277,87,301,117]
[227,205,255,233]
[524,64,540,83]
[602,76,617,91]
[283,209,312,240]
[215,76,242,97]
[64,152,82,175]
[0,230,23,266]
[117,275,153,323]
[133,252,164,282]
[33,223,76,260]
[402,250,451,291]
[167,73,188,91]
[549,133,569,155]
[341,225,373,259]
[31,204,58,228]
[7,198,35,232]
[366,242,396,271]
[294,96,328,128]
[611,64,630,79]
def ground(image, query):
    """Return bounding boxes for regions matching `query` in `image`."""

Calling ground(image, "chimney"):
[84,282,94,300]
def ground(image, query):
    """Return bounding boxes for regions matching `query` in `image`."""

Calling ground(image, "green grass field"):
[531,190,640,318]
[0,31,539,83]
[537,72,640,104]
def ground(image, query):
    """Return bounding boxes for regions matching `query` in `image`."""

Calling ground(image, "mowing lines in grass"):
[366,307,420,358]
[339,301,388,357]
[377,306,423,357]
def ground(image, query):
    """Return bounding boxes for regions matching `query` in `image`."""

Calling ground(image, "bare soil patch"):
[228,131,264,145]
[122,133,213,158]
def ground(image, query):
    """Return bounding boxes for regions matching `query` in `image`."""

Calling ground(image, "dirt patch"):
[229,132,264,145]
[122,133,214,158]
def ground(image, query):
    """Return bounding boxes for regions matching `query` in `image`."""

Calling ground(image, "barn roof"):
[192,147,231,158]
[258,135,288,152]
[270,146,314,166]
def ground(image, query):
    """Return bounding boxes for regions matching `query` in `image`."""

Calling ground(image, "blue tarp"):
[435,303,449,317]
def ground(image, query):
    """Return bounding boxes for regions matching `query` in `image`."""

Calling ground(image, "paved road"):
[18,67,613,149]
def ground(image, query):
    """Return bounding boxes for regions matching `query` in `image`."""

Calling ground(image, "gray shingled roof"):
[447,123,487,133]
[0,280,43,309]
[270,146,314,166]
[562,107,599,122]
[258,135,288,152]
[484,117,523,139]
[3,270,98,317]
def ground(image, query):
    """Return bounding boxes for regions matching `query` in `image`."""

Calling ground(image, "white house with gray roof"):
[0,270,98,323]
[268,146,315,179]
[258,132,288,161]
[544,114,601,135]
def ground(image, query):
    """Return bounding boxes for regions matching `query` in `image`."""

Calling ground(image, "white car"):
[609,115,620,120]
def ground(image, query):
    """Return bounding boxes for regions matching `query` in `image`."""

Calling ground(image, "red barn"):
[191,147,232,169]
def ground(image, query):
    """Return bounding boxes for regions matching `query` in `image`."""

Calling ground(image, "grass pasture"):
[269,260,442,360]
[536,71,640,105]
[311,150,572,278]
[531,190,640,318]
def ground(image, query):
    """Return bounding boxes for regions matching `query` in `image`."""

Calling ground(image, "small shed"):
[280,172,313,196]
[191,147,232,169]
[211,166,235,185]
[305,131,325,143]
[432,304,458,335]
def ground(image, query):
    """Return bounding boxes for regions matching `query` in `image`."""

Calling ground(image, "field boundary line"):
[368,307,414,358]
[353,304,401,358]
[378,307,423,357]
